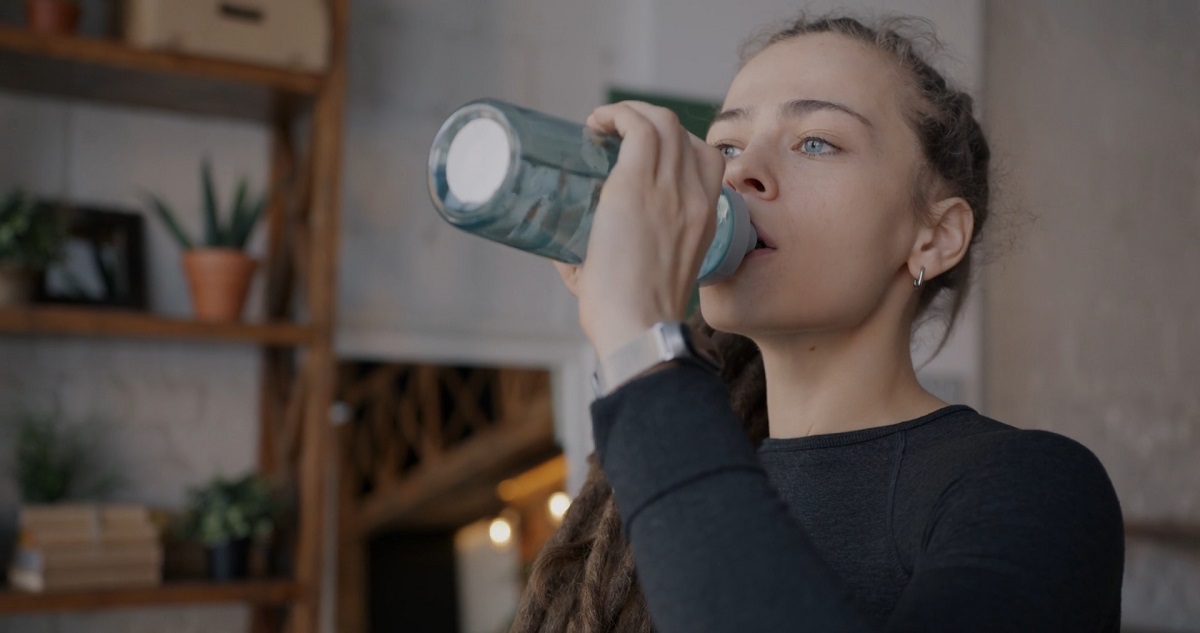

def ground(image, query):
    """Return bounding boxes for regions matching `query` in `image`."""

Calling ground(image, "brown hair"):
[510,14,991,633]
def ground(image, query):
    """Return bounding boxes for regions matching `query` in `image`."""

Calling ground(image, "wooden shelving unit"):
[0,3,350,633]
[0,24,321,122]
[0,579,303,615]
[0,305,316,346]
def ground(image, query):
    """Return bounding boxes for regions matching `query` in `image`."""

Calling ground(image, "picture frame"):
[36,205,148,309]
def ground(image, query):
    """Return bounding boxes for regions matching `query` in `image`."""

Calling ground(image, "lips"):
[749,221,776,251]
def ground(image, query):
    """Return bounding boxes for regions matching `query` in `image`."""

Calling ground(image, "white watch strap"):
[590,322,721,397]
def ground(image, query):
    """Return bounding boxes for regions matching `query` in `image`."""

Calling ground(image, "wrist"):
[590,321,723,398]
[588,316,662,360]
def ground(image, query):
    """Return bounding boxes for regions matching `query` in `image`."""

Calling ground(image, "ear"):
[907,197,974,282]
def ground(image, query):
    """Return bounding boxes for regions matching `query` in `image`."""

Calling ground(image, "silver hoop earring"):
[913,266,925,289]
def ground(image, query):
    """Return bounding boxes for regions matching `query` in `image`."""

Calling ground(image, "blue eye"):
[717,144,742,159]
[799,137,837,155]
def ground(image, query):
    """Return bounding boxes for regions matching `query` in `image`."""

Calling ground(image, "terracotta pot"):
[182,249,257,322]
[25,0,80,35]
[0,263,37,307]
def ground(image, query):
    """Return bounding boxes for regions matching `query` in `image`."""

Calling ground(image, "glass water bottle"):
[427,98,757,285]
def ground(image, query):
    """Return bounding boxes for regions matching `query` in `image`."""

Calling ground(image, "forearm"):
[591,363,873,633]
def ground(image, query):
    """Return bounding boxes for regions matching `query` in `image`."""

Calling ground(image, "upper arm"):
[888,431,1124,632]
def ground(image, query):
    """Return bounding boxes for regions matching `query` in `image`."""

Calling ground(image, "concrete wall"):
[983,1,1200,629]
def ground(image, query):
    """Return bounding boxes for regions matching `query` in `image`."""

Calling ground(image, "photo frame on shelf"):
[36,204,148,309]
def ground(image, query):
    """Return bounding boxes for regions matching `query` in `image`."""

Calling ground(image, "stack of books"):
[8,504,164,592]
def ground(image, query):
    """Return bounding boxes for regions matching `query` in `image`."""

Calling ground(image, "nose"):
[722,149,777,200]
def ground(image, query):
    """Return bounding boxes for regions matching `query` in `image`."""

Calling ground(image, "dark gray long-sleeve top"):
[590,363,1124,632]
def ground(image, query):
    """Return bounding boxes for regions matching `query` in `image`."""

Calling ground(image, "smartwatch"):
[591,321,723,397]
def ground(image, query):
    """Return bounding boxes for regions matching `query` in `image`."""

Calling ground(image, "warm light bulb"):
[489,517,513,546]
[548,492,571,521]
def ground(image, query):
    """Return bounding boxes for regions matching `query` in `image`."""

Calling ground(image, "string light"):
[489,517,513,547]
[548,491,571,521]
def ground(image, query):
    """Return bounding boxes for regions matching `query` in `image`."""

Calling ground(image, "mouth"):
[749,222,776,252]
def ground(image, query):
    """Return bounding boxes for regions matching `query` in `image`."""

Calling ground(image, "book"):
[17,522,160,549]
[8,565,161,593]
[20,504,152,528]
[12,544,164,572]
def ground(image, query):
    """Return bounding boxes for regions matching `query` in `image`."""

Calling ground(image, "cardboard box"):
[124,0,330,72]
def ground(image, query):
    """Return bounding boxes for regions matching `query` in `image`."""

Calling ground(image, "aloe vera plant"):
[143,160,266,250]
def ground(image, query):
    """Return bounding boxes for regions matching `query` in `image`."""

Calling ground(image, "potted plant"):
[0,190,68,307]
[143,160,266,322]
[180,473,282,580]
[25,0,81,35]
[11,410,122,503]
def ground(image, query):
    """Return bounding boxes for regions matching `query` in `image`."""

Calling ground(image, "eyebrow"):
[709,99,874,131]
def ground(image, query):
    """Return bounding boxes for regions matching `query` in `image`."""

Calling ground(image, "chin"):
[698,286,757,336]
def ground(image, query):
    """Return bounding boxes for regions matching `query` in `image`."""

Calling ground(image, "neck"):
[753,299,945,439]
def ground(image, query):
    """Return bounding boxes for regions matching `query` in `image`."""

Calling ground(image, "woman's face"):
[701,33,928,339]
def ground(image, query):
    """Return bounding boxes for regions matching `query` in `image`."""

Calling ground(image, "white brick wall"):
[0,61,270,633]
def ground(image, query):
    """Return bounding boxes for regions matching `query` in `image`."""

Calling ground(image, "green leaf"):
[201,158,222,247]
[13,411,120,503]
[0,191,68,268]
[230,178,248,229]
[228,179,252,248]
[142,192,195,249]
[230,194,265,249]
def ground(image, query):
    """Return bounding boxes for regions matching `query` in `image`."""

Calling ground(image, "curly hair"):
[509,13,992,633]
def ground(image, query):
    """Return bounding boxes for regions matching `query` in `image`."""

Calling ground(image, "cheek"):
[777,166,907,259]
[803,159,916,260]
[699,154,919,334]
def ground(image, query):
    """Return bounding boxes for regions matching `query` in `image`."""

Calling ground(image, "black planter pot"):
[207,537,251,580]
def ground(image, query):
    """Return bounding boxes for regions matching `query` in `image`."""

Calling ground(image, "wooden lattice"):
[332,361,558,633]
[336,362,556,526]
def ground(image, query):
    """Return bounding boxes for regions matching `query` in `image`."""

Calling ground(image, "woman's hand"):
[555,101,726,359]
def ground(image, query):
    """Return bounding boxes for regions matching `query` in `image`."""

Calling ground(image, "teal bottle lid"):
[698,188,757,285]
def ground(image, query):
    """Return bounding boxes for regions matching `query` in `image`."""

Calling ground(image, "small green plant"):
[12,411,121,503]
[181,473,284,547]
[142,159,266,250]
[0,189,68,270]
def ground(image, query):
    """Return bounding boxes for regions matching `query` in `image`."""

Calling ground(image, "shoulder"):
[900,410,1124,550]
[893,415,1125,629]
[931,413,1114,493]
[908,408,1113,487]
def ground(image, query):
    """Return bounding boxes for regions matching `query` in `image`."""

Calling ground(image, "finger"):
[691,135,727,201]
[618,101,685,183]
[587,102,660,181]
[552,261,581,297]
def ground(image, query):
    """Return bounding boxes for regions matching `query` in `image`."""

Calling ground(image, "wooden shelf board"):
[0,579,304,614]
[1125,520,1200,549]
[0,25,324,122]
[0,305,316,346]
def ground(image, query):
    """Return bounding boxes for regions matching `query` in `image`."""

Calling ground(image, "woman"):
[511,14,1124,633]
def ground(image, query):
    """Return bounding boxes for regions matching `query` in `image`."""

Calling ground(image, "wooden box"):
[123,0,330,72]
